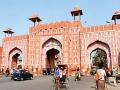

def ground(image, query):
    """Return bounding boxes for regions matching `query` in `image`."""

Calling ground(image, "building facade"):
[1,7,120,75]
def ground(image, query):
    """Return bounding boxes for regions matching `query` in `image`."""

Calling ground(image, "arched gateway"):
[1,7,120,76]
[91,48,107,67]
[8,47,23,69]
[87,41,111,71]
[42,38,62,71]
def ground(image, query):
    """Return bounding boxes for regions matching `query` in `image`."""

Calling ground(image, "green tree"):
[92,49,107,67]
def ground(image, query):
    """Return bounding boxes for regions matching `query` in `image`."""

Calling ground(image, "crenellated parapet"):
[82,24,120,33]
[2,34,29,42]
[29,21,82,33]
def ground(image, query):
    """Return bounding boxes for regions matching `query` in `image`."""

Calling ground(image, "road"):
[0,75,119,90]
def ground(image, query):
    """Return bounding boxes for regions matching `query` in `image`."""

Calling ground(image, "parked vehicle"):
[42,68,47,75]
[42,68,54,75]
[11,69,33,81]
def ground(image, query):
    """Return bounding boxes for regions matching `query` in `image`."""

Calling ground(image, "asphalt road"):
[0,75,119,90]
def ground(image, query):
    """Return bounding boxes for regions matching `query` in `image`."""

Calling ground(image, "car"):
[11,69,33,81]
[42,68,47,75]
[42,68,54,75]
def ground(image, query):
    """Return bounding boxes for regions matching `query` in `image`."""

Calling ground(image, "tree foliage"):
[92,49,107,67]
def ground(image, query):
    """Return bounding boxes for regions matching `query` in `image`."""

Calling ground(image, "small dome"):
[71,6,83,16]
[114,10,120,15]
[72,6,81,11]
[6,28,12,31]
[29,13,42,22]
[3,28,14,33]
[31,14,39,18]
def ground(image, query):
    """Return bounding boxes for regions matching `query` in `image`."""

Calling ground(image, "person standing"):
[112,67,117,86]
[75,67,81,81]
[96,63,106,90]
[117,65,120,74]
[54,66,61,90]
[54,66,60,78]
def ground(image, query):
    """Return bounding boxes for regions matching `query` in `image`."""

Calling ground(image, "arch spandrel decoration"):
[87,40,110,51]
[42,37,62,48]
[9,47,22,55]
[41,36,63,47]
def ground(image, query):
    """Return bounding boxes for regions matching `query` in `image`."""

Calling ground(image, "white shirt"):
[97,69,106,80]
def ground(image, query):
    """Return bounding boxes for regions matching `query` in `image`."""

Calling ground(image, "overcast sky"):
[0,0,120,45]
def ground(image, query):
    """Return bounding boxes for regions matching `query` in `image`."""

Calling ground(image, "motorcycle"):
[5,68,10,77]
[75,71,81,81]
[5,72,10,77]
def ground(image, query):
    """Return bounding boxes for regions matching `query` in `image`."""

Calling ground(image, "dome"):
[114,10,120,15]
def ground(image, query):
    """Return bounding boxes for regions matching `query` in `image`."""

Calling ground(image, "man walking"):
[95,62,106,90]
[112,67,117,86]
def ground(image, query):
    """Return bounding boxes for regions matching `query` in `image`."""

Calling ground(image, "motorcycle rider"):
[5,68,10,77]
[75,67,81,81]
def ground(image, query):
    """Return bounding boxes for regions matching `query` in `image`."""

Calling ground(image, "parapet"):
[81,24,120,33]
[29,21,82,33]
[3,34,29,42]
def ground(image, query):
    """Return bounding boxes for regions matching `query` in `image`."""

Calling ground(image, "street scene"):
[0,75,120,90]
[0,0,120,90]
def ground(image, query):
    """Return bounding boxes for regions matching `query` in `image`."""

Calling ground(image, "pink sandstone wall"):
[2,35,29,69]
[2,20,120,75]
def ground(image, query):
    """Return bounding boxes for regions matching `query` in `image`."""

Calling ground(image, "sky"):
[0,0,120,45]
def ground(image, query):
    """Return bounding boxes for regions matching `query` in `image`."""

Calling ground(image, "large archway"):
[8,47,23,69]
[11,54,22,68]
[42,37,62,69]
[87,40,111,71]
[46,48,60,70]
[90,48,107,68]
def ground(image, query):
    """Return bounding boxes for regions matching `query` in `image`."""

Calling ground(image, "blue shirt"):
[54,68,60,77]
[112,68,116,76]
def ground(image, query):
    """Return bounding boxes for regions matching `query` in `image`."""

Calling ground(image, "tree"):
[92,49,107,67]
